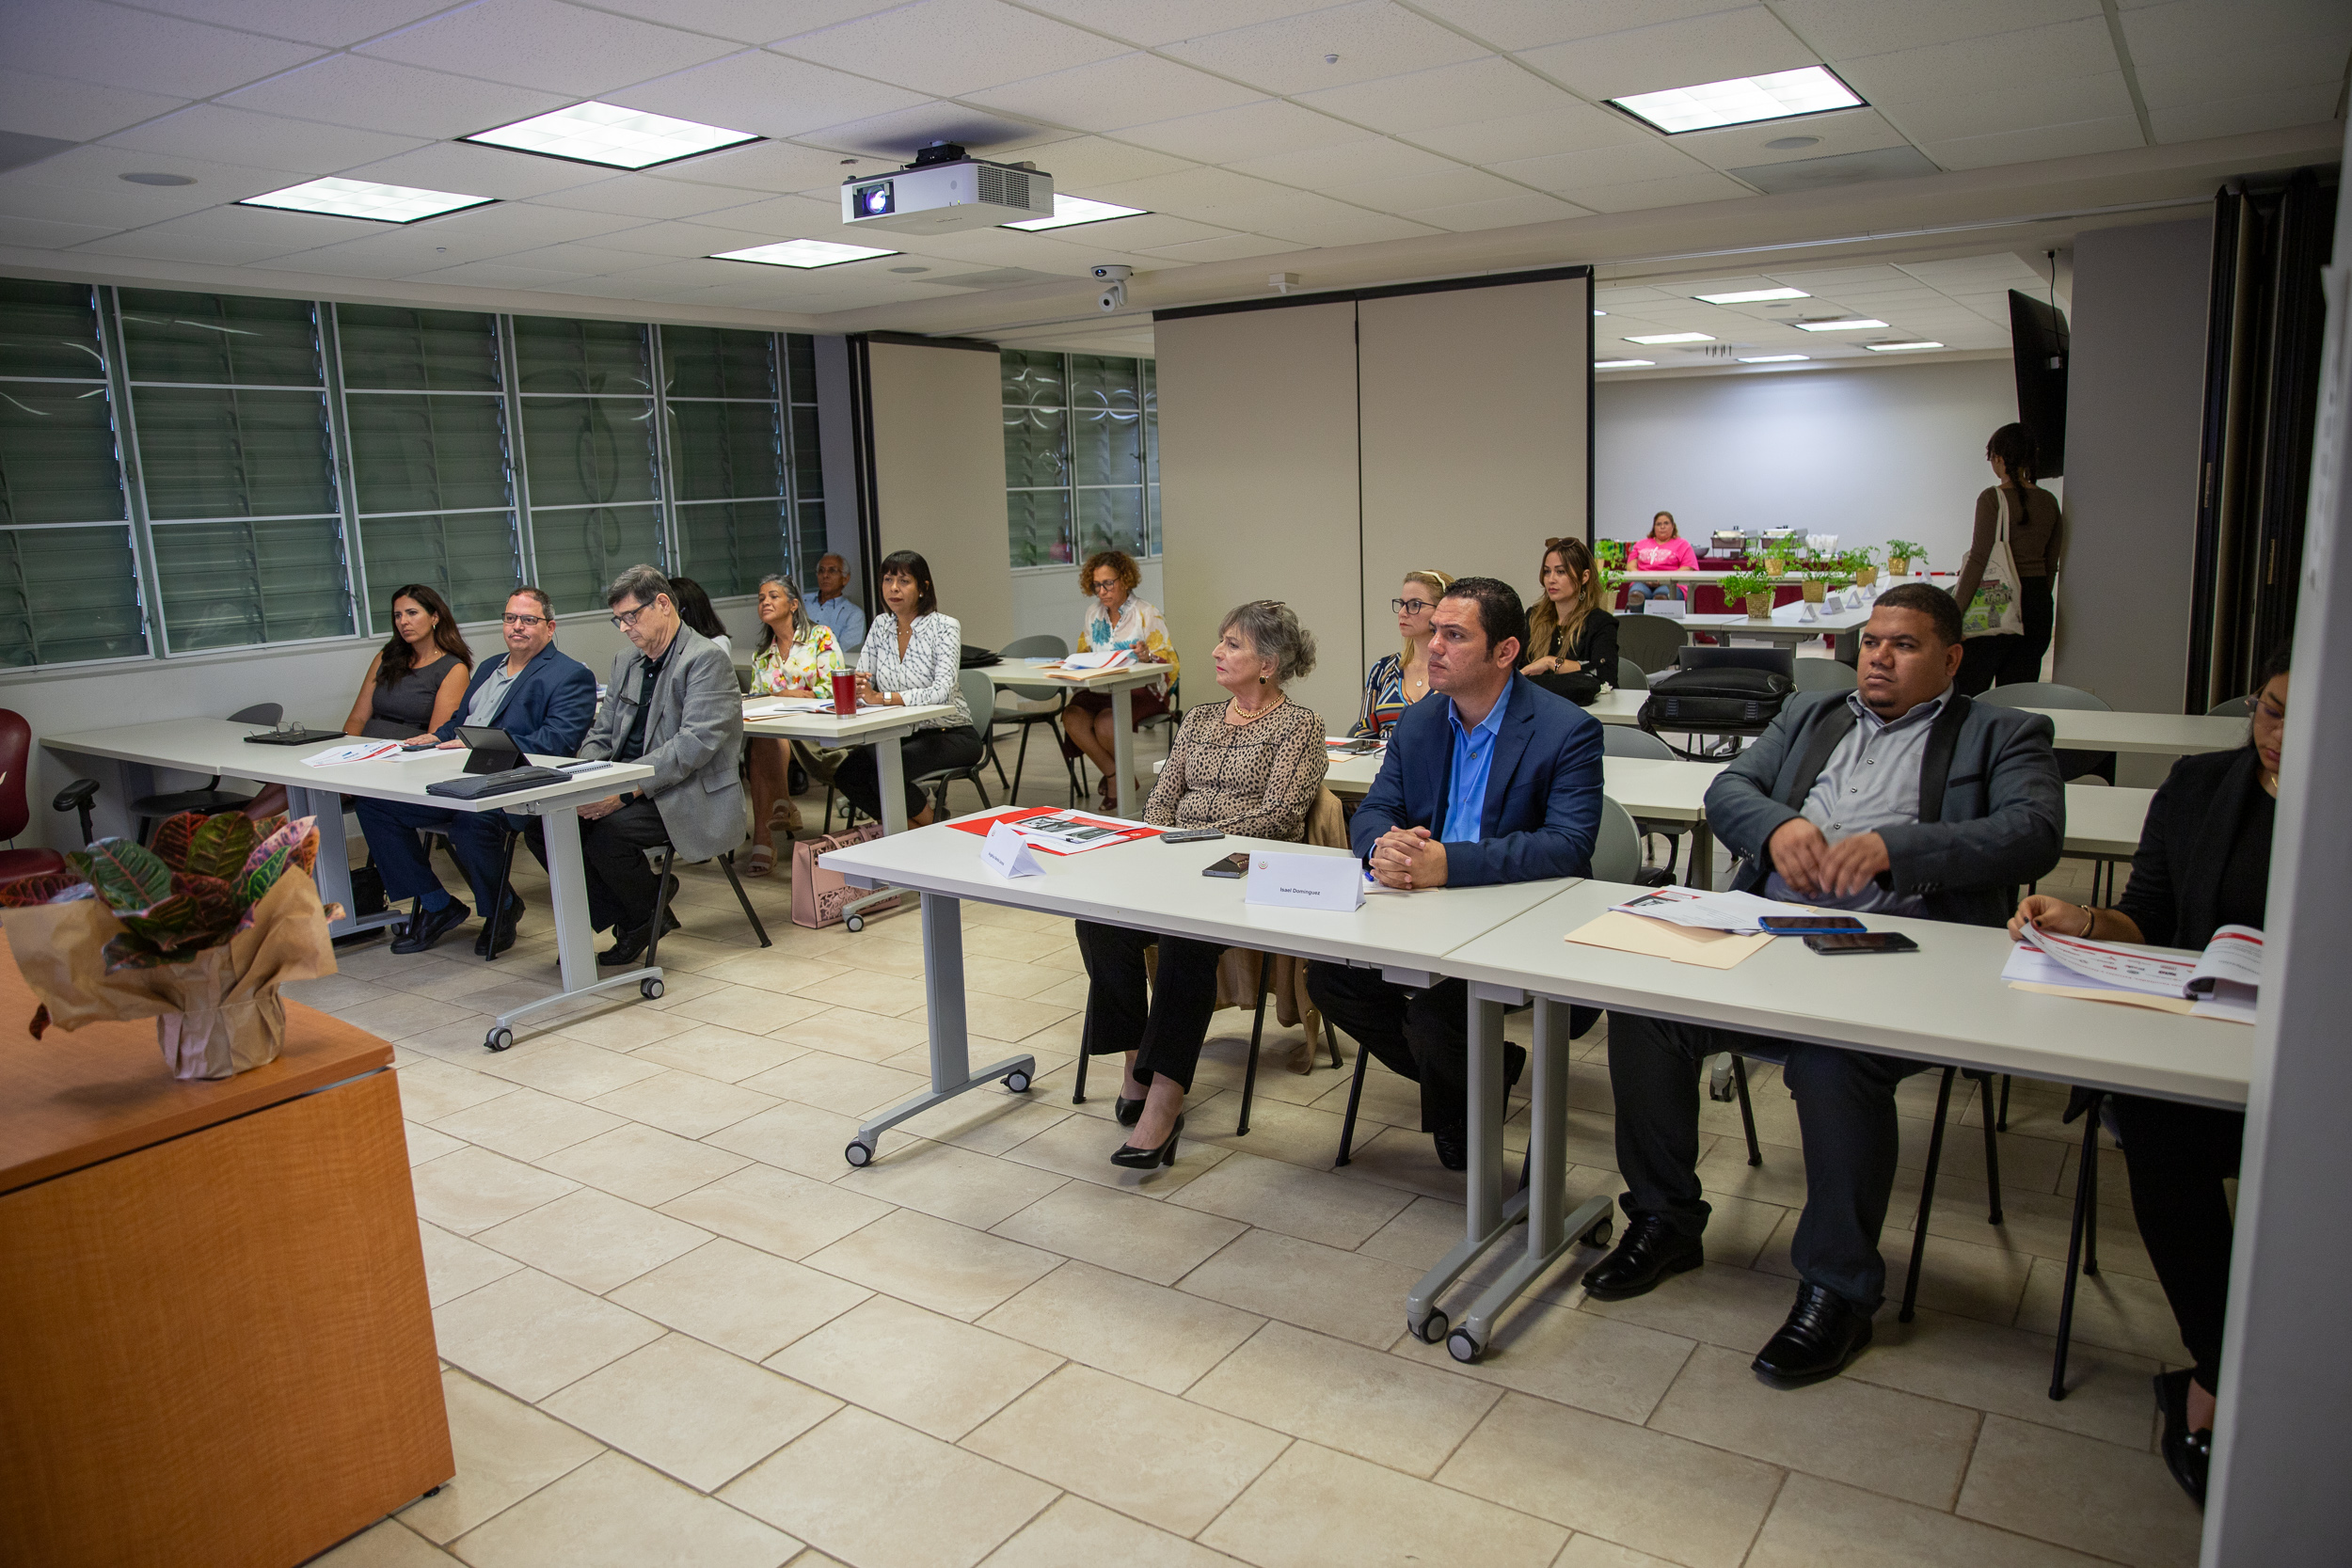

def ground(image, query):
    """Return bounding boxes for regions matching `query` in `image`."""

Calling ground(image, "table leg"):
[1688,819,1716,890]
[481,802,663,1051]
[844,894,1036,1166]
[1404,983,1519,1349]
[286,785,405,941]
[842,728,918,928]
[1110,685,1136,813]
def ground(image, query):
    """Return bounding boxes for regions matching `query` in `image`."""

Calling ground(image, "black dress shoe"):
[1432,1126,1468,1171]
[1581,1214,1705,1300]
[599,906,681,965]
[2154,1369,2211,1509]
[1110,1114,1184,1169]
[390,899,469,956]
[474,893,523,958]
[1113,1095,1144,1127]
[1752,1281,1875,1383]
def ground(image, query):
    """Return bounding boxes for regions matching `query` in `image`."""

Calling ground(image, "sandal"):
[745,844,777,877]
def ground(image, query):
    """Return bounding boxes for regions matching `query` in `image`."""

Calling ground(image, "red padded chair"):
[0,709,69,889]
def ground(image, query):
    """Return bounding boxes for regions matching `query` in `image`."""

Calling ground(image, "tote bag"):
[791,823,883,928]
[1962,489,2027,639]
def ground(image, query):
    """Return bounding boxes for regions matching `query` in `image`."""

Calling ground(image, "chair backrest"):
[1591,795,1642,883]
[1792,658,1857,693]
[958,668,996,731]
[1614,657,1648,690]
[0,709,31,840]
[229,702,282,725]
[1679,645,1795,680]
[1000,634,1069,659]
[1602,725,1677,761]
[1833,627,1860,667]
[1976,681,2112,712]
[2206,694,2252,719]
[1617,614,1690,674]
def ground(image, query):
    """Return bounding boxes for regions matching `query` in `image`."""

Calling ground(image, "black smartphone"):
[1203,851,1249,879]
[1758,914,1867,934]
[1162,828,1224,844]
[1804,931,1921,956]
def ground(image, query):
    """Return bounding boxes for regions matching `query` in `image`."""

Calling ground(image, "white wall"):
[1593,358,2026,569]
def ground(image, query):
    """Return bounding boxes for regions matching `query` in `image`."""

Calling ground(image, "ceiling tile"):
[128,0,464,47]
[11,4,325,99]
[0,68,189,142]
[1158,1,1489,95]
[1869,71,2137,144]
[221,56,574,139]
[795,102,1063,160]
[1015,212,1231,248]
[2121,0,2352,64]
[413,258,600,288]
[1016,1,1345,48]
[1763,264,1906,289]
[95,104,429,176]
[8,214,133,248]
[775,0,1131,97]
[339,142,616,202]
[1008,136,1194,188]
[607,51,930,140]
[1402,190,1588,230]
[589,217,782,257]
[575,0,905,46]
[1086,165,1305,222]
[357,0,739,95]
[1771,0,2103,59]
[1917,116,2144,171]
[966,53,1266,133]
[2148,83,2344,143]
[1407,0,1736,54]
[1249,207,1442,245]
[66,203,359,263]
[530,177,765,222]
[1294,55,1583,135]
[1666,108,1908,171]
[1488,139,1706,191]
[1224,136,1461,187]
[282,203,648,275]
[1410,101,1647,164]
[640,140,870,195]
[1322,166,1522,211]
[1834,17,2122,103]
[1131,232,1311,261]
[0,141,291,208]
[1550,168,1752,212]
[2136,48,2349,109]
[1119,100,1365,164]
[1517,7,1820,101]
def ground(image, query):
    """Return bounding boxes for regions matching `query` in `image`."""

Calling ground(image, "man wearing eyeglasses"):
[356,587,597,957]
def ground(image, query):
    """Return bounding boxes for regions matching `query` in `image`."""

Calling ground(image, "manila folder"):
[1566,911,1772,971]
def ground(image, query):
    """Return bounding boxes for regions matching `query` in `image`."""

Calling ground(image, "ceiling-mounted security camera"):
[1090,263,1133,281]
[1098,280,1126,312]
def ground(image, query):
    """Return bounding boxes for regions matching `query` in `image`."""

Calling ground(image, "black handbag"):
[959,643,1002,668]
[1639,666,1793,742]
[1527,669,1605,706]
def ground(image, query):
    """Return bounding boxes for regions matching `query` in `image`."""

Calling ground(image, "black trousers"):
[1071,920,1229,1094]
[578,796,670,934]
[2108,1094,2244,1394]
[835,725,984,822]
[1609,1014,1931,1310]
[1307,962,1480,1133]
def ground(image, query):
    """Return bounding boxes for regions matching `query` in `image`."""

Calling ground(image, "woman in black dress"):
[2009,644,2290,1508]
[1520,536,1618,702]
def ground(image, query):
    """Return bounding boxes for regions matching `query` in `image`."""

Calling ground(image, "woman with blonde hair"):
[1352,568,1452,738]
[1062,547,1177,812]
[1522,536,1618,700]
[741,572,847,873]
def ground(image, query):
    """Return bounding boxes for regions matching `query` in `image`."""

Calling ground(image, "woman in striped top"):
[1351,569,1451,738]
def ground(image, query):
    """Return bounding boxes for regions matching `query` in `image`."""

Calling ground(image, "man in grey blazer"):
[1584,584,2063,1385]
[575,563,746,966]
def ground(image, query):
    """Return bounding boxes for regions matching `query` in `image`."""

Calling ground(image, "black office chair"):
[132,702,282,842]
[1068,946,1327,1137]
[476,820,771,963]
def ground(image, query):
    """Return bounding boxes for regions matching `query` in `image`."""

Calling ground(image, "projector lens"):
[856,182,893,216]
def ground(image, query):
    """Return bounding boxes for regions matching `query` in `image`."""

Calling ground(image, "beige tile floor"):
[305,753,2205,1568]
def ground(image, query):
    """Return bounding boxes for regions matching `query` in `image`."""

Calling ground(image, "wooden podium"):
[0,935,452,1567]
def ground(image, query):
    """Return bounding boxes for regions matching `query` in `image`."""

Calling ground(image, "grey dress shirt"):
[1762,689,1949,915]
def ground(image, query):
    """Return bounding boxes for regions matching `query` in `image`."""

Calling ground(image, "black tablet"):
[457,725,525,775]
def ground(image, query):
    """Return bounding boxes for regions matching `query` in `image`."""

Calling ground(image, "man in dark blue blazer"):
[1307,578,1604,1168]
[357,588,597,957]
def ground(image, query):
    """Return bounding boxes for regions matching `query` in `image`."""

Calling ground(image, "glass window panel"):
[0,278,107,381]
[1142,359,1158,490]
[132,386,337,520]
[531,503,663,613]
[518,396,658,508]
[346,392,510,515]
[0,384,125,525]
[1069,398,1141,489]
[512,315,651,395]
[336,305,500,392]
[1077,485,1145,561]
[1148,483,1160,558]
[1003,406,1067,489]
[663,325,774,401]
[667,399,782,503]
[794,499,827,579]
[1000,348,1063,408]
[119,289,322,386]
[787,404,823,500]
[0,525,147,666]
[675,499,785,599]
[153,515,352,650]
[784,332,816,399]
[1007,487,1072,569]
[358,511,519,626]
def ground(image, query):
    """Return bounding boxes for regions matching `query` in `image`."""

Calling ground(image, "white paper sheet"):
[980,819,1044,879]
[1612,885,1793,933]
[301,740,404,768]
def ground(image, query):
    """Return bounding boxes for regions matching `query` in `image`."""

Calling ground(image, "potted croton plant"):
[1886,540,1927,577]
[1719,570,1775,620]
[0,813,341,1081]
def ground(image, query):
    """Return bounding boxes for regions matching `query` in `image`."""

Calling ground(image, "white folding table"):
[741,699,960,931]
[42,720,656,1051]
[984,659,1171,810]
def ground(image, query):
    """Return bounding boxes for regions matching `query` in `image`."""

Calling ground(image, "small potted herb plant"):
[1719,570,1775,619]
[1844,545,1879,587]
[1886,540,1927,577]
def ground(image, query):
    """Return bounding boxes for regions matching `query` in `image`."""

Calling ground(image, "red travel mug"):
[832,671,858,715]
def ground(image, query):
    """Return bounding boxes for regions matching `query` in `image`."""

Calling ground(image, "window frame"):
[1003,347,1158,573]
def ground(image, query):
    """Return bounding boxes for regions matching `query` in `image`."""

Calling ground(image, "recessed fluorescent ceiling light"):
[1612,66,1864,135]
[467,102,756,169]
[1002,195,1147,230]
[1739,354,1808,363]
[712,239,898,268]
[1794,318,1888,332]
[1625,332,1713,344]
[1867,341,1947,352]
[1595,359,1654,369]
[1694,287,1809,304]
[239,177,491,223]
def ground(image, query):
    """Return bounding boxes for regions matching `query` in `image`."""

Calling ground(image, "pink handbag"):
[791,823,883,928]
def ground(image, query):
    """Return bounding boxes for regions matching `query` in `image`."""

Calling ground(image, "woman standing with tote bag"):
[1953,422,2062,694]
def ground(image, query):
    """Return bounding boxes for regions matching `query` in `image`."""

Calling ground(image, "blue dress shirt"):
[807,592,866,651]
[1441,682,1511,843]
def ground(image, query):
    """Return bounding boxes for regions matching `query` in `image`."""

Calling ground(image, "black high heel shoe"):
[1111,1115,1184,1169]
[1114,1095,1143,1127]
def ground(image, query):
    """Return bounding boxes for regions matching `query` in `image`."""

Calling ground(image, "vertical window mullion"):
[319,299,368,636]
[501,313,539,594]
[98,286,167,657]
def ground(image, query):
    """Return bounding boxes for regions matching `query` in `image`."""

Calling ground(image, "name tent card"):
[1246,850,1364,911]
[980,819,1044,879]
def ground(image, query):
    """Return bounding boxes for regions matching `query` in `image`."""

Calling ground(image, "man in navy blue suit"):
[1307,578,1604,1169]
[357,587,597,958]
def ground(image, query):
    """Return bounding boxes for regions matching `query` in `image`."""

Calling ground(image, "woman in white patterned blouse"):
[743,573,846,872]
[838,549,983,828]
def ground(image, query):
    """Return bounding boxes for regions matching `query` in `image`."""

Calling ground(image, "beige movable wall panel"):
[1157,302,1363,728]
[865,339,1014,648]
[1358,277,1590,660]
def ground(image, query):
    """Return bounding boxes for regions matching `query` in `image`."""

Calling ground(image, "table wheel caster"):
[1409,1310,1449,1345]
[1447,1327,1484,1364]
[484,1026,514,1053]
[844,1140,874,1168]
[1582,1216,1613,1248]
[1005,1069,1031,1094]
[640,976,664,1000]
[845,913,865,933]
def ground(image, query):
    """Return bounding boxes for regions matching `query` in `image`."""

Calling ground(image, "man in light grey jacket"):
[576,563,745,966]
[1583,584,2063,1385]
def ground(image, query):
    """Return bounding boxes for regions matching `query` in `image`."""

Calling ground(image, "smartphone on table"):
[1203,852,1249,879]
[1804,931,1920,956]
[1758,914,1866,934]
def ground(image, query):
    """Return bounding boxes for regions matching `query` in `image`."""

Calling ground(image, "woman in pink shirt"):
[1626,511,1698,609]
